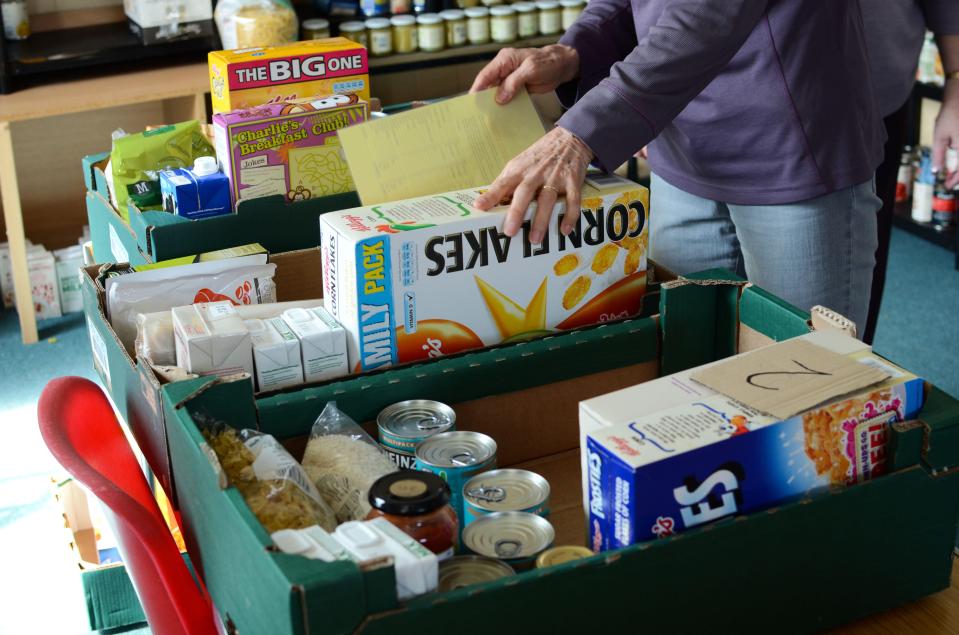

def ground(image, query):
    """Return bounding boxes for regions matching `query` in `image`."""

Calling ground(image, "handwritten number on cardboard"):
[745,359,832,391]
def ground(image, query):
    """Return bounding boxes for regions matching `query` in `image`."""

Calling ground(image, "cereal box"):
[213,95,368,204]
[208,38,369,114]
[583,340,924,552]
[320,174,649,373]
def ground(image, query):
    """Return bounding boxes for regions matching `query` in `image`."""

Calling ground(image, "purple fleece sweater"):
[557,0,884,205]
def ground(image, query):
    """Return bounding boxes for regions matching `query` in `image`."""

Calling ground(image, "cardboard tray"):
[82,152,360,265]
[159,277,959,634]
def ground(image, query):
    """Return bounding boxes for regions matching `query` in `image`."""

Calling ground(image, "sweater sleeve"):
[557,0,769,171]
[922,0,959,35]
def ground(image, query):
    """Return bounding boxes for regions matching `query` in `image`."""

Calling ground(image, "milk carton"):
[173,301,254,377]
[584,342,924,552]
[281,307,349,382]
[320,174,649,373]
[246,317,304,391]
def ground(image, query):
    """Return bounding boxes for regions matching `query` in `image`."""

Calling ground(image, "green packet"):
[111,121,215,221]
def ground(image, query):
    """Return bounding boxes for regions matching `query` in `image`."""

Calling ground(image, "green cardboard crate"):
[82,152,359,265]
[160,278,959,634]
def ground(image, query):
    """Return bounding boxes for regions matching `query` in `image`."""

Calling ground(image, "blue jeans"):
[649,173,880,333]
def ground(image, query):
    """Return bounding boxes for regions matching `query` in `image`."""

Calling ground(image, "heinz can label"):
[415,431,496,531]
[463,469,550,526]
[377,400,456,469]
[461,511,555,571]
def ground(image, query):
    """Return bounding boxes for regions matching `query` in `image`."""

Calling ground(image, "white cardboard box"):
[28,249,62,320]
[281,307,349,383]
[54,246,85,314]
[173,301,253,377]
[246,317,304,392]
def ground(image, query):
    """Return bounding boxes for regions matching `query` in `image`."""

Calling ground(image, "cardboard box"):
[321,174,649,372]
[214,96,368,205]
[54,246,85,314]
[584,345,925,549]
[82,248,327,501]
[281,306,348,383]
[28,248,62,319]
[173,301,254,377]
[84,151,360,264]
[208,38,370,114]
[247,317,304,391]
[159,165,232,220]
[160,275,959,634]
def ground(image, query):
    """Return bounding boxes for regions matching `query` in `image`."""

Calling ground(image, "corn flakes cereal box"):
[209,38,369,114]
[320,174,649,372]
[213,95,367,204]
[584,342,924,552]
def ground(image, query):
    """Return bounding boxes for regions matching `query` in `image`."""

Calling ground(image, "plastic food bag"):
[135,310,175,365]
[214,0,298,50]
[110,121,215,219]
[204,425,337,533]
[302,402,398,523]
[105,254,276,354]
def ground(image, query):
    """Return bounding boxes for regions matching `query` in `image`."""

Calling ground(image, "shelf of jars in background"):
[304,0,585,59]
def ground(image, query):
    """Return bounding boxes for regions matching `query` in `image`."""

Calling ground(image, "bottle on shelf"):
[932,172,956,230]
[912,147,935,223]
[895,145,915,204]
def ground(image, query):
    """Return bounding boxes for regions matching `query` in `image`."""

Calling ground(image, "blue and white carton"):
[582,334,924,552]
[160,156,232,220]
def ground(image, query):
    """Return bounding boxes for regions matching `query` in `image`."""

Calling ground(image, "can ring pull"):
[416,415,443,431]
[451,451,477,466]
[494,539,522,558]
[466,486,506,503]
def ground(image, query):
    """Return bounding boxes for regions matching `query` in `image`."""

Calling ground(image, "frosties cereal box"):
[320,174,649,373]
[584,340,924,552]
[209,38,369,114]
[214,95,368,204]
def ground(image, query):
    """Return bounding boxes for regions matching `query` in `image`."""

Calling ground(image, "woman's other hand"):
[470,45,580,105]
[473,127,594,244]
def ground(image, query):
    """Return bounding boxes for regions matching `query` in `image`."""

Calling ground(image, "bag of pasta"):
[302,402,398,523]
[214,0,298,49]
[204,425,336,533]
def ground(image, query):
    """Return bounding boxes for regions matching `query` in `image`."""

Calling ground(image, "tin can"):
[535,545,594,568]
[462,469,550,526]
[415,430,496,527]
[438,555,515,591]
[461,511,554,571]
[378,400,456,469]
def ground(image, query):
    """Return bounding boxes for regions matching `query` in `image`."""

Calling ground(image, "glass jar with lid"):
[365,17,394,56]
[560,0,584,30]
[339,20,369,48]
[464,6,490,45]
[417,13,445,51]
[367,471,458,559]
[301,18,330,40]
[513,2,537,39]
[479,0,502,7]
[536,0,561,35]
[489,5,517,43]
[440,9,468,47]
[391,14,418,53]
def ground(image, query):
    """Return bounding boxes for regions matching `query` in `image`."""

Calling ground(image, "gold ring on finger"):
[541,184,560,195]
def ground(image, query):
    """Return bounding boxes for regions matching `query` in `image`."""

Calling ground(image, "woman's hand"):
[470,44,580,105]
[473,126,594,244]
[933,78,959,189]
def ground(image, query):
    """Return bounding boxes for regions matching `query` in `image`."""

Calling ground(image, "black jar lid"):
[369,470,451,516]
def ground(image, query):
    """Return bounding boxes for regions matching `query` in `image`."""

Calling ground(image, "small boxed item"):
[159,157,232,220]
[584,335,925,550]
[213,95,368,204]
[29,249,62,319]
[320,174,649,372]
[246,317,304,391]
[281,306,348,382]
[208,38,370,114]
[124,0,216,44]
[173,301,254,377]
[54,246,85,314]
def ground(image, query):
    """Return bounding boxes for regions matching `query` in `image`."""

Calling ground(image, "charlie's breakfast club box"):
[320,174,649,372]
[583,336,924,551]
[209,38,370,114]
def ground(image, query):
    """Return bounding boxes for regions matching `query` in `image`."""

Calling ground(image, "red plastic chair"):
[38,376,218,635]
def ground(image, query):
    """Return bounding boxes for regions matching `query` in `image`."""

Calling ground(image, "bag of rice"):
[302,402,398,523]
[204,425,336,533]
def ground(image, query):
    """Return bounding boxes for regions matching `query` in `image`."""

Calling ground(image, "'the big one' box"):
[209,38,370,114]
[320,174,649,372]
